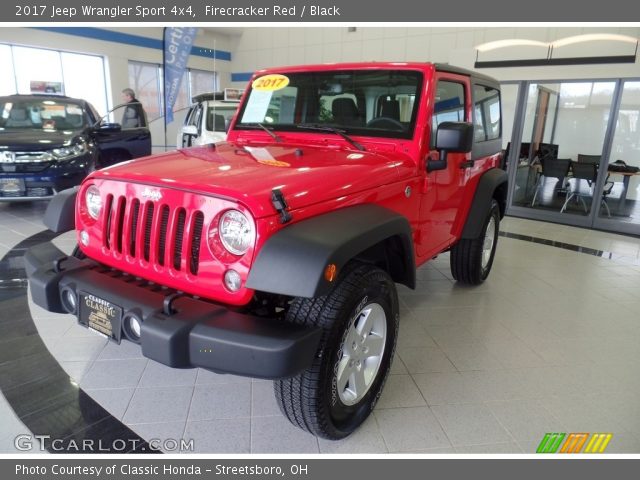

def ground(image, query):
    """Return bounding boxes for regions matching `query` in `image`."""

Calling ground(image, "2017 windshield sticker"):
[252,74,290,91]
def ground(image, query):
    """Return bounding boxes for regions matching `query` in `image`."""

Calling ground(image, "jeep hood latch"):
[271,188,292,224]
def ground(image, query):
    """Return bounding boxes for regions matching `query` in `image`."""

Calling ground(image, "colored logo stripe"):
[537,433,613,453]
[537,433,566,453]
[560,433,589,453]
[584,433,613,453]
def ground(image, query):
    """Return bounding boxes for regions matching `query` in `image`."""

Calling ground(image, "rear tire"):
[274,262,399,440]
[450,199,500,285]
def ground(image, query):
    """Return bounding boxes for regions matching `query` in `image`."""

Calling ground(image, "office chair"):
[531,157,571,207]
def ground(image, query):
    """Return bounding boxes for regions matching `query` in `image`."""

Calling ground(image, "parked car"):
[27,63,507,439]
[0,94,151,201]
[177,90,240,147]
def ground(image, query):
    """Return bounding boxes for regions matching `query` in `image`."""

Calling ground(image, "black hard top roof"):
[434,63,500,88]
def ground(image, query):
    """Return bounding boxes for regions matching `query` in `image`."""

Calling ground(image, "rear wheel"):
[450,199,500,285]
[274,262,399,439]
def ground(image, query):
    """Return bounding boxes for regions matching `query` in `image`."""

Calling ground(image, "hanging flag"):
[163,27,198,124]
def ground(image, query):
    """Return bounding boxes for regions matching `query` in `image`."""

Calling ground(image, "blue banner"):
[163,27,197,124]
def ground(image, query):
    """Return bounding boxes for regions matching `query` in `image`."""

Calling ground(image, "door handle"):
[460,160,475,169]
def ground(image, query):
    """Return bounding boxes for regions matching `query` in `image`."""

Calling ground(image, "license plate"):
[0,178,24,193]
[79,292,122,343]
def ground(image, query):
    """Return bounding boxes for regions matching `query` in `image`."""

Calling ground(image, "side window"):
[473,84,501,142]
[188,104,202,129]
[432,81,466,148]
[183,106,195,127]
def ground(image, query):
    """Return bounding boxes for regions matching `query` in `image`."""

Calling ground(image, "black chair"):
[560,162,613,217]
[577,154,601,165]
[379,98,400,121]
[331,98,362,126]
[531,157,571,207]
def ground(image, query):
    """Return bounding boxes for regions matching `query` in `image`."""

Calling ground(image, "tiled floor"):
[2,201,640,454]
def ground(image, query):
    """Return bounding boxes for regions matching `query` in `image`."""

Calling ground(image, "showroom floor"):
[1,201,640,454]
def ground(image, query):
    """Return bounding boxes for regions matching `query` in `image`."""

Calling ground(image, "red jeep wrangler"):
[26,62,507,440]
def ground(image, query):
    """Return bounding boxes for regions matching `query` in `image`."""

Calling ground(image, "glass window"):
[473,84,501,142]
[206,106,237,132]
[12,46,63,95]
[600,81,640,222]
[0,97,88,131]
[190,69,218,97]
[237,69,422,140]
[128,61,161,123]
[510,81,615,218]
[1,44,108,118]
[0,45,16,95]
[432,81,466,147]
[61,52,108,116]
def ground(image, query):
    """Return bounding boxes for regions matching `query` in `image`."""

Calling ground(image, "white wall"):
[228,26,640,88]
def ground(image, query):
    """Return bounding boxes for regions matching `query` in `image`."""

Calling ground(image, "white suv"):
[177,90,240,147]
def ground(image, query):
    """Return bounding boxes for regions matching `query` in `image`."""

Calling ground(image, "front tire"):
[274,263,399,440]
[450,199,500,285]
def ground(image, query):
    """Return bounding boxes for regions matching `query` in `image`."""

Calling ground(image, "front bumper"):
[0,153,92,201]
[25,241,322,379]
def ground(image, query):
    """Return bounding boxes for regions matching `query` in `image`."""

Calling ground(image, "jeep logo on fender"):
[141,187,162,201]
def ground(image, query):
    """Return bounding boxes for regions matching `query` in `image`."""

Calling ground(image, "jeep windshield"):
[235,70,423,140]
[0,98,87,131]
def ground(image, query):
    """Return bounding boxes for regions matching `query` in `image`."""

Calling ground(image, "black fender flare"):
[461,168,508,239]
[43,187,78,233]
[246,204,416,298]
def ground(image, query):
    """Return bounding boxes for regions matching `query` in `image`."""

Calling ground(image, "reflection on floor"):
[1,202,640,454]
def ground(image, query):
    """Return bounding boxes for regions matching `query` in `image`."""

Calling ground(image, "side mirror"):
[182,125,198,136]
[427,122,474,172]
[97,122,122,132]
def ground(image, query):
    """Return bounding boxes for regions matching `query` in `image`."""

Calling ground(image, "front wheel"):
[274,263,399,440]
[450,199,500,285]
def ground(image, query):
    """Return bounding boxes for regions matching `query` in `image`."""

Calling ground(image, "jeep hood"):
[96,142,414,218]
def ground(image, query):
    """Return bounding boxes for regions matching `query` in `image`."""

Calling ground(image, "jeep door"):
[179,103,203,148]
[418,73,473,257]
[90,104,152,167]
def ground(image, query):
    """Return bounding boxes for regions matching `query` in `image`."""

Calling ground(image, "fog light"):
[128,316,141,339]
[224,269,242,292]
[61,288,77,314]
[80,230,89,246]
[123,313,142,342]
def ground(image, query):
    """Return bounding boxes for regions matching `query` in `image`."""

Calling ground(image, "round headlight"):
[218,210,254,256]
[85,185,102,220]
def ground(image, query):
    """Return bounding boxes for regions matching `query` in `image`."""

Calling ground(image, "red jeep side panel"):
[416,71,473,259]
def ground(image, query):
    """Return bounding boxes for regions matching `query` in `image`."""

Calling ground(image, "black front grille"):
[1,162,52,173]
[103,196,203,275]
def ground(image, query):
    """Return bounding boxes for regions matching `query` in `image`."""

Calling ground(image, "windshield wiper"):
[240,122,283,142]
[296,124,366,151]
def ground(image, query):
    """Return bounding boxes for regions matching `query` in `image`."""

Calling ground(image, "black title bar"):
[6,0,640,22]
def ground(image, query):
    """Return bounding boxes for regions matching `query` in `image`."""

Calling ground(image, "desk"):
[526,162,639,216]
[607,170,640,215]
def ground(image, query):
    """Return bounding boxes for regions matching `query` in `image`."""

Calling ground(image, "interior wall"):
[228,26,640,88]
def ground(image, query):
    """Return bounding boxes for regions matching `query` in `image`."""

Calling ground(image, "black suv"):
[0,94,151,201]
